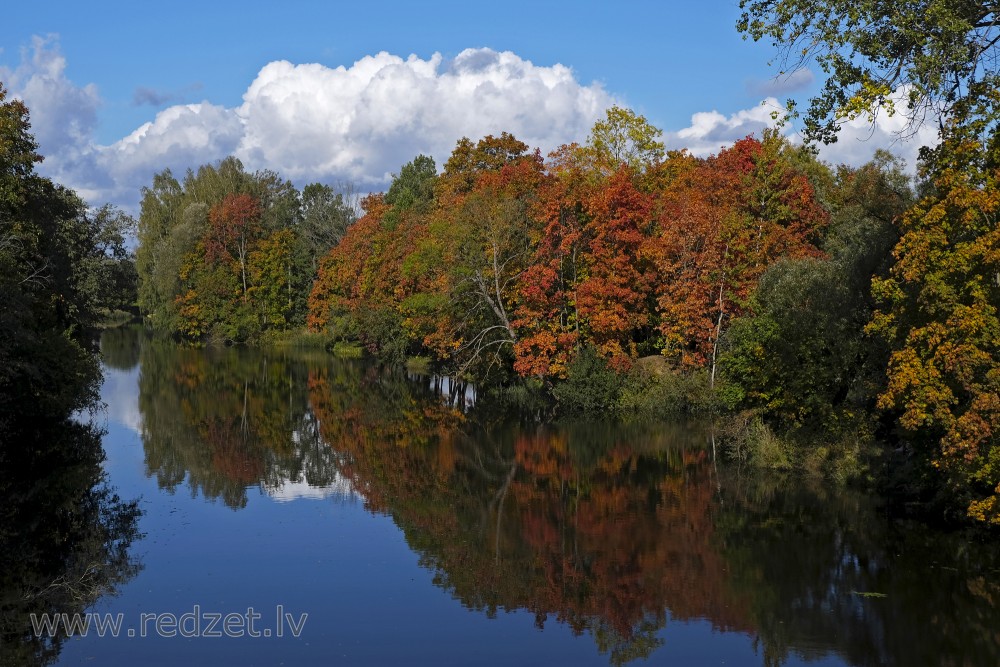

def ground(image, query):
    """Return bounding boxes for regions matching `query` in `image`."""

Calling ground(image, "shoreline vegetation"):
[125,107,993,522]
[129,114,934,516]
[0,85,144,664]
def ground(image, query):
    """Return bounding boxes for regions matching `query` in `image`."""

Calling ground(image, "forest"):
[128,108,1000,526]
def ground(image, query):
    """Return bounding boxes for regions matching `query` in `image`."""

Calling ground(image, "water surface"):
[11,327,999,666]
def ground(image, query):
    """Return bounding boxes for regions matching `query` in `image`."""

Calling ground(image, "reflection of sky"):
[100,363,142,434]
[265,474,361,503]
[408,373,477,407]
[98,363,363,503]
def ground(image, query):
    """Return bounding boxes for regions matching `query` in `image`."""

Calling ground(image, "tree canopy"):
[1,84,136,420]
[738,0,1000,143]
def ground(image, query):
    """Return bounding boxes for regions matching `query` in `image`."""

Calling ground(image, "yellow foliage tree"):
[869,121,1000,523]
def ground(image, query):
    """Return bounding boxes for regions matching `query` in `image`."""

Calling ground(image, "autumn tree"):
[311,136,547,375]
[649,132,828,385]
[137,158,308,340]
[436,132,532,201]
[573,170,655,365]
[512,107,663,381]
[404,135,545,376]
[308,195,384,334]
[514,159,655,377]
[205,193,261,302]
[308,155,445,364]
[868,118,1000,523]
[512,144,593,377]
[308,193,423,362]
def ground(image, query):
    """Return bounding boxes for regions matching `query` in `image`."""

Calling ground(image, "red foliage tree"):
[514,152,654,377]
[647,134,827,381]
[205,193,262,303]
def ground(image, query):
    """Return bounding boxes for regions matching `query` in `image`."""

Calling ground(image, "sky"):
[0,0,937,211]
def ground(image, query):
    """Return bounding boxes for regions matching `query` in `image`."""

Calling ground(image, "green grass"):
[405,356,432,374]
[267,329,329,348]
[331,341,363,358]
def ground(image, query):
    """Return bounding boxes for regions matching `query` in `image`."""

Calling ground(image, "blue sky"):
[1,1,930,209]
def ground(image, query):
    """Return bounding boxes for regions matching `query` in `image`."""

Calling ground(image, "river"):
[8,326,999,666]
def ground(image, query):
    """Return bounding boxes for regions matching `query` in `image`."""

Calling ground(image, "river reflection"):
[103,326,1000,666]
[135,338,347,509]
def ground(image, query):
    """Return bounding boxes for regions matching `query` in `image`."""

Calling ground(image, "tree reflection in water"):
[716,471,1000,667]
[122,328,1000,666]
[0,416,142,666]
[135,338,345,508]
[310,367,751,665]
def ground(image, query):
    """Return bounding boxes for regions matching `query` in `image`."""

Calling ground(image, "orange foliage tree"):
[647,133,828,382]
[308,193,428,360]
[309,123,830,389]
[514,155,655,376]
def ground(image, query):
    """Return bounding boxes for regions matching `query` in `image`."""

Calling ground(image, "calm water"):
[7,327,1000,666]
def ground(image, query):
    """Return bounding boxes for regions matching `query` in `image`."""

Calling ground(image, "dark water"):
[6,326,1000,666]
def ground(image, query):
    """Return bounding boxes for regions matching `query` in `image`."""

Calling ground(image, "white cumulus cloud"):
[2,39,614,207]
[232,49,612,186]
[104,103,244,190]
[666,89,939,172]
[666,98,787,156]
[2,38,942,210]
[0,35,105,201]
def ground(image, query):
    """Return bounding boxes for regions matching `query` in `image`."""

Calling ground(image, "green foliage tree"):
[135,169,185,329]
[586,105,665,173]
[738,0,1000,143]
[384,154,437,214]
[0,84,136,419]
[298,182,357,272]
[381,155,437,232]
[724,152,911,437]
[80,204,138,315]
[551,345,625,413]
